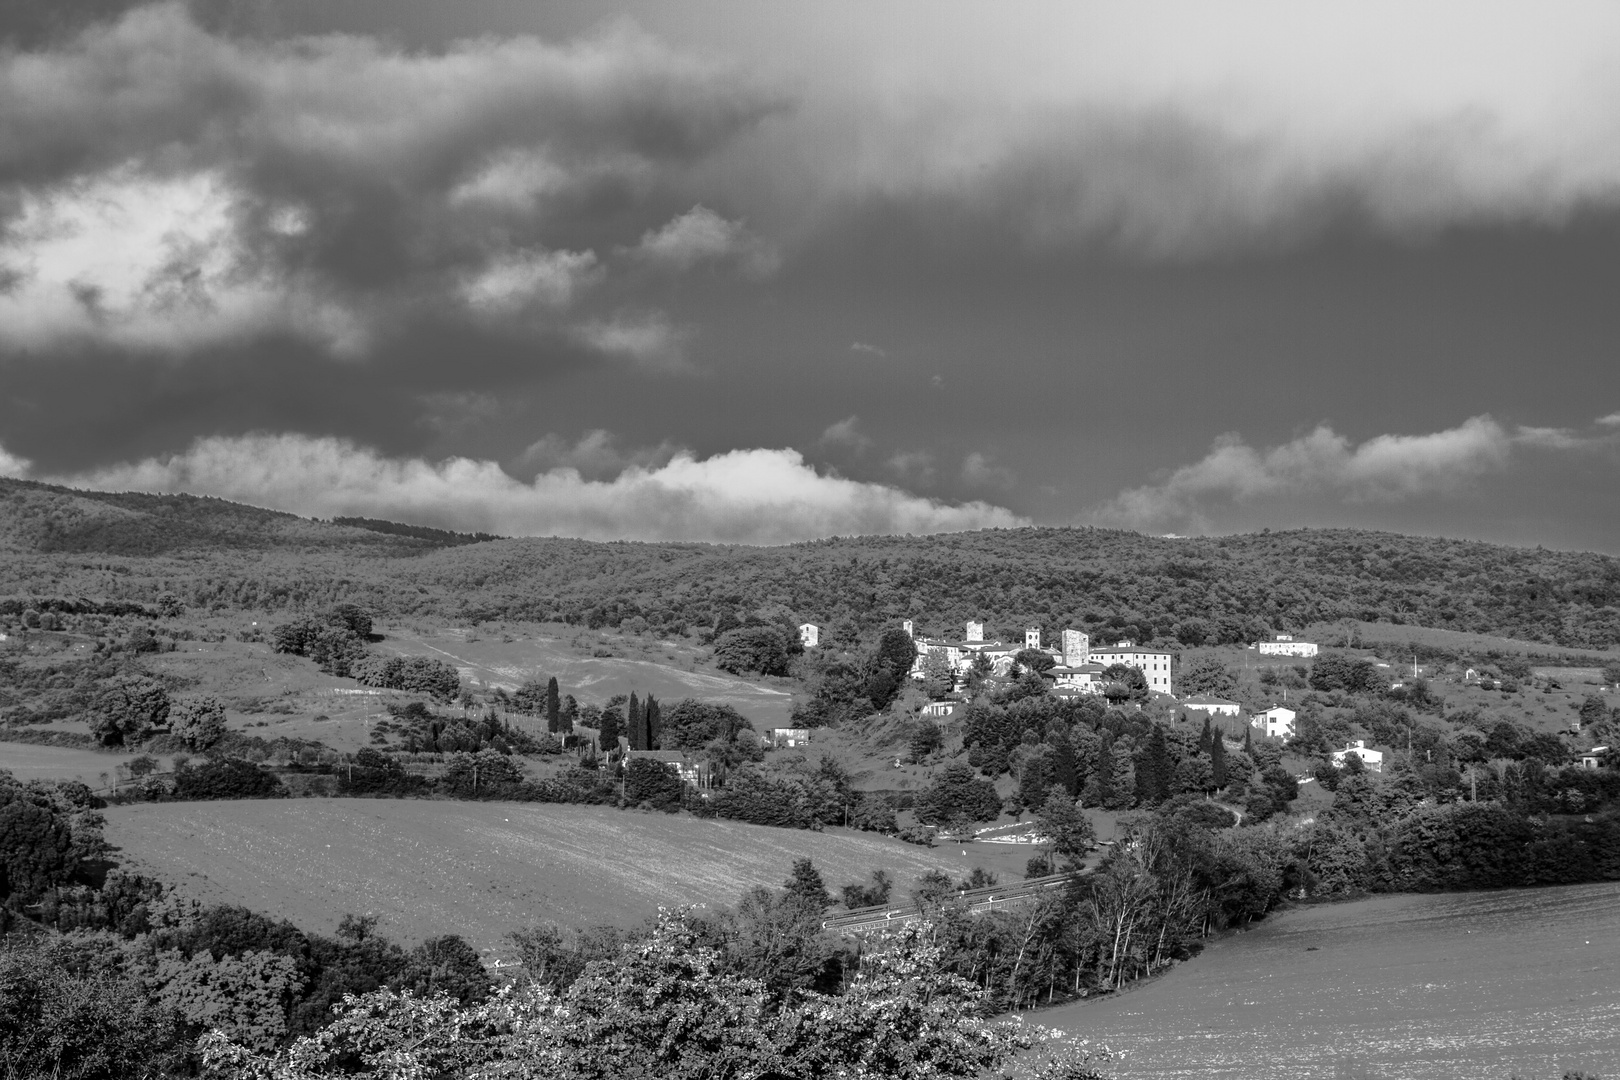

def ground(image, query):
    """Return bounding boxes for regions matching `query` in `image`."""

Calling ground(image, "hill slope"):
[3,477,1618,648]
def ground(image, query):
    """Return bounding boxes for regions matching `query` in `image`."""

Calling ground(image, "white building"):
[765,727,813,749]
[1182,695,1241,717]
[1258,632,1319,658]
[1579,746,1610,770]
[1024,625,1042,650]
[1051,662,1107,693]
[798,623,820,648]
[920,701,958,719]
[1088,640,1175,696]
[965,620,985,642]
[1254,706,1297,739]
[1331,740,1383,773]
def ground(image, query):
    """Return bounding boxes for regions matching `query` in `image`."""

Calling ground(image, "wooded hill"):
[3,476,1618,649]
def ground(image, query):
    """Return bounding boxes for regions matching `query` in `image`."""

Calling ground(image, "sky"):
[1,1,1618,550]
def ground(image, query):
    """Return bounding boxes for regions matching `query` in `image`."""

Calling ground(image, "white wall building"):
[1331,740,1383,773]
[1254,706,1297,739]
[1182,695,1241,717]
[965,620,985,642]
[1089,640,1175,696]
[798,623,820,648]
[1258,632,1319,658]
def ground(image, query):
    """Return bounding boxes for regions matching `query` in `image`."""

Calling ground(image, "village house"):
[1579,746,1610,770]
[920,701,958,719]
[1182,695,1241,717]
[1331,740,1384,772]
[764,727,813,749]
[623,748,710,788]
[1050,662,1108,693]
[1257,632,1319,658]
[1253,705,1297,739]
[798,622,820,648]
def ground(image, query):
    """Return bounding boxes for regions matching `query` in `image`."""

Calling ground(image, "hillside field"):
[103,799,1020,953]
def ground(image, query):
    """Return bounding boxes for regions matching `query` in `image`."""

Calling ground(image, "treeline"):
[8,476,1620,648]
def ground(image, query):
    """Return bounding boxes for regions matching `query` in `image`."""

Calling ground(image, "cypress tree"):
[644,695,661,751]
[546,677,561,733]
[1050,734,1079,796]
[1198,715,1214,757]
[1136,724,1172,806]
[561,694,578,734]
[1211,732,1229,789]
[1243,724,1254,756]
[627,693,643,750]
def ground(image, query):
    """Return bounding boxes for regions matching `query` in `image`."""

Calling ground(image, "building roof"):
[1182,695,1239,705]
[1090,644,1173,656]
[1050,663,1106,675]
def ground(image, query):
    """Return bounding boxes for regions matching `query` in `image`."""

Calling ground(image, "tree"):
[1101,663,1149,705]
[623,758,684,810]
[659,699,753,749]
[1014,648,1056,675]
[513,680,547,716]
[1211,732,1229,788]
[783,857,832,911]
[546,677,561,733]
[169,694,228,750]
[1180,656,1237,698]
[645,695,662,750]
[1034,787,1095,865]
[908,723,943,763]
[920,648,955,699]
[627,693,644,751]
[1134,724,1172,806]
[915,764,1002,824]
[713,626,793,677]
[155,591,185,618]
[1198,715,1214,756]
[92,674,169,746]
[404,935,491,1005]
[1310,653,1382,694]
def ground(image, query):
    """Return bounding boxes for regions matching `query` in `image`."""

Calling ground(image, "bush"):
[169,695,228,750]
[352,655,461,701]
[173,759,285,801]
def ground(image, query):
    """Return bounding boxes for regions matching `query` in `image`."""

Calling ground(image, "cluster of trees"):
[374,702,541,756]
[790,626,918,727]
[960,695,1296,820]
[705,757,896,832]
[512,676,573,733]
[1,901,497,1077]
[271,604,374,677]
[350,655,460,702]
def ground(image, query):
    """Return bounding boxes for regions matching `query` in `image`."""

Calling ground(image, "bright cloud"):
[628,205,779,277]
[818,416,871,452]
[458,249,600,315]
[1086,415,1581,532]
[10,433,1025,544]
[0,167,365,354]
[572,311,694,373]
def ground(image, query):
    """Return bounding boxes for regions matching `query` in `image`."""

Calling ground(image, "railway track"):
[820,871,1081,934]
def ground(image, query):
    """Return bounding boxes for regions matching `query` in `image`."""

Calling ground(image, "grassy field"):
[1308,620,1620,660]
[103,799,1023,953]
[0,741,174,787]
[374,624,795,727]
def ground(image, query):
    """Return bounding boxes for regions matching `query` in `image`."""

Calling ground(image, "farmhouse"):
[1050,662,1107,693]
[1258,632,1319,658]
[1331,740,1384,773]
[1579,746,1610,770]
[764,727,813,748]
[798,623,820,648]
[623,749,710,788]
[1182,695,1241,717]
[1253,706,1297,739]
[1089,640,1175,696]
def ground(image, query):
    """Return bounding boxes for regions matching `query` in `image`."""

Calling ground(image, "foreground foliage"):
[199,914,1112,1080]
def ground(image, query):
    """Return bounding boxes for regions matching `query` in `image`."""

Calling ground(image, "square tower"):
[1061,629,1089,666]
[965,620,984,642]
[1024,625,1042,650]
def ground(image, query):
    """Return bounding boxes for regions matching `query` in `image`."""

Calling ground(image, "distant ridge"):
[2,476,1618,649]
[329,517,503,547]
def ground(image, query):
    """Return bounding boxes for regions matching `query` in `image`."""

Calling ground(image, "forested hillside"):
[3,477,1619,648]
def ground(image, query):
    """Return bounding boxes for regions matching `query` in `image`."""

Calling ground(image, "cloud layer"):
[0,4,781,359]
[1088,414,1618,533]
[0,433,1024,544]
